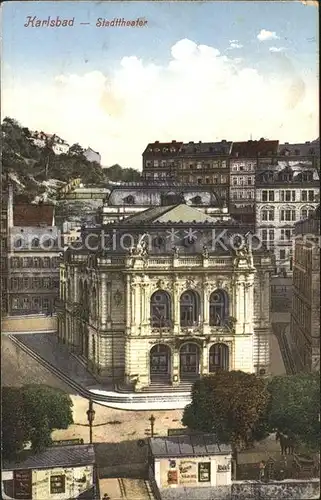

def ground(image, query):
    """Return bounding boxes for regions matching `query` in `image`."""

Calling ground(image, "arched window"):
[43,238,53,248]
[150,344,171,377]
[300,206,314,219]
[180,290,200,326]
[150,291,171,327]
[14,238,23,249]
[209,343,229,372]
[261,206,275,222]
[209,289,229,326]
[32,238,40,248]
[191,195,202,205]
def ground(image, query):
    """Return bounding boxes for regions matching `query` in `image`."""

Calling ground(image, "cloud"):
[269,47,286,53]
[257,29,280,41]
[2,38,318,169]
[229,42,243,49]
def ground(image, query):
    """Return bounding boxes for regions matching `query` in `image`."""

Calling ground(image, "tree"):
[2,387,30,460]
[22,385,73,452]
[182,371,270,453]
[267,373,320,450]
[2,385,74,459]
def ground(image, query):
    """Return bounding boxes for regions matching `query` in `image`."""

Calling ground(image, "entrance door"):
[180,343,200,380]
[150,344,171,382]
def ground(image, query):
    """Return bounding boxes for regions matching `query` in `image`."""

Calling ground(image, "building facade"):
[142,141,183,181]
[148,434,232,491]
[290,206,320,373]
[256,147,320,274]
[31,131,70,155]
[57,203,273,391]
[2,444,96,500]
[229,139,279,225]
[174,141,232,203]
[7,203,61,316]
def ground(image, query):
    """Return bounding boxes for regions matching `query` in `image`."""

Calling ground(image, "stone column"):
[125,275,131,334]
[203,281,210,335]
[201,342,209,376]
[106,281,112,323]
[100,274,107,328]
[173,282,180,334]
[172,347,180,386]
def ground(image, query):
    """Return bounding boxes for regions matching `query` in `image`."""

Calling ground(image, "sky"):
[2,1,319,169]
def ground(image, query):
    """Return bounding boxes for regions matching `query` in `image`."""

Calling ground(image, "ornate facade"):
[57,204,274,392]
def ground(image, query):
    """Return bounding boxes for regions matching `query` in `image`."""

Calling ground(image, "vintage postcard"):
[1,1,319,499]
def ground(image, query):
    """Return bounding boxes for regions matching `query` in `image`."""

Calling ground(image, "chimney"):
[222,140,226,143]
[305,141,310,144]
[155,141,159,144]
[7,183,14,228]
[189,141,194,144]
[172,140,176,143]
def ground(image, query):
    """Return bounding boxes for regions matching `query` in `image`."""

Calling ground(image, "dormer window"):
[191,195,202,205]
[155,148,161,153]
[124,195,135,204]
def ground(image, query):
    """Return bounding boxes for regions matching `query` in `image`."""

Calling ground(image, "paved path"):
[98,478,154,500]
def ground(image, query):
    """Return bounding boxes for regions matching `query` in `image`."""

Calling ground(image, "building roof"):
[178,141,232,156]
[122,203,217,225]
[3,444,96,471]
[13,204,54,226]
[278,141,320,157]
[149,433,232,458]
[143,141,183,156]
[231,139,279,157]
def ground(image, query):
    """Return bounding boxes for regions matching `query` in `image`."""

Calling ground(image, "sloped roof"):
[13,204,54,226]
[149,433,232,458]
[179,141,232,156]
[278,141,320,157]
[122,204,216,225]
[231,140,279,157]
[143,141,183,156]
[3,445,95,471]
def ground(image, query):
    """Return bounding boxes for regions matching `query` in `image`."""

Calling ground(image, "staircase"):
[141,380,194,393]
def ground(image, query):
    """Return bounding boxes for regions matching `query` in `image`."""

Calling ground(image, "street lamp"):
[149,414,156,438]
[86,400,96,444]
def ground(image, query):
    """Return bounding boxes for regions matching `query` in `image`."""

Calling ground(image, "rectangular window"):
[43,278,51,288]
[23,278,30,289]
[11,278,19,290]
[247,177,252,185]
[262,229,267,241]
[308,190,314,201]
[11,257,20,268]
[33,258,41,268]
[301,190,307,201]
[32,297,41,308]
[198,463,211,483]
[280,250,286,260]
[22,297,30,310]
[50,475,66,494]
[269,229,275,241]
[285,191,291,202]
[43,257,50,268]
[268,191,274,201]
[43,298,49,310]
[291,190,296,201]
[262,190,268,202]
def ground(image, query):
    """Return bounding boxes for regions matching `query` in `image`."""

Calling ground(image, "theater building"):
[57,203,273,392]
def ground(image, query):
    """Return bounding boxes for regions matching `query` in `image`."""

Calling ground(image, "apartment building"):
[256,143,320,274]
[7,201,61,315]
[142,141,183,181]
[290,206,320,372]
[229,139,279,225]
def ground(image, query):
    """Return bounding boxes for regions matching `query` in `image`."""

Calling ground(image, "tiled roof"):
[143,141,183,156]
[13,204,54,226]
[231,140,279,157]
[149,433,232,458]
[179,141,232,156]
[3,445,96,471]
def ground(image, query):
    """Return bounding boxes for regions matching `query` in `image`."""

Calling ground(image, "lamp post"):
[86,400,96,444]
[149,414,156,438]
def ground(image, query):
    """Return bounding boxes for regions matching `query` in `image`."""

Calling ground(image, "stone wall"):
[1,315,57,333]
[158,479,320,500]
